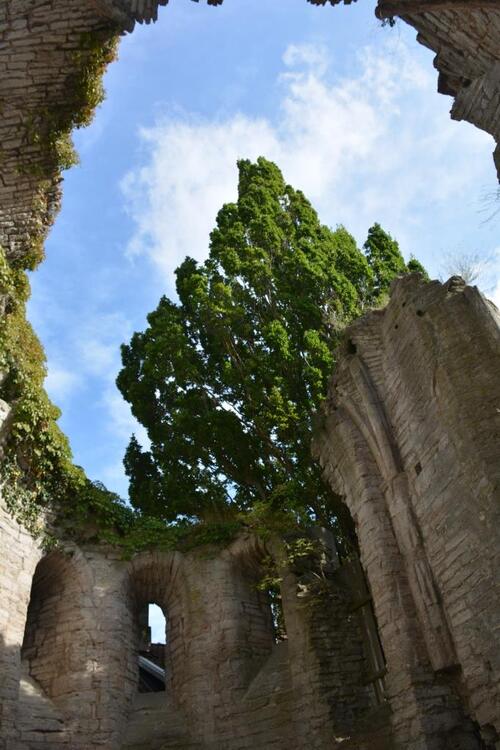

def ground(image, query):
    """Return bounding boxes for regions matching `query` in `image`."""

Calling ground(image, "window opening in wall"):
[267,583,287,643]
[138,603,167,692]
[340,549,387,703]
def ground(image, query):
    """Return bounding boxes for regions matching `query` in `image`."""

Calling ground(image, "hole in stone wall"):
[346,338,357,355]
[267,583,287,643]
[149,603,167,644]
[138,602,167,692]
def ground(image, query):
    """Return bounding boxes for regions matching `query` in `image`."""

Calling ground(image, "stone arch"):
[125,550,192,706]
[224,533,279,660]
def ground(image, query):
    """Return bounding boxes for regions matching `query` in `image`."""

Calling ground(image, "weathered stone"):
[0,503,379,749]
[313,274,500,749]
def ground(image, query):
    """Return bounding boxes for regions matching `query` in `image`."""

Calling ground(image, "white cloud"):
[78,312,131,378]
[44,364,82,404]
[490,280,500,308]
[121,114,277,284]
[485,247,500,307]
[104,387,150,447]
[121,36,495,289]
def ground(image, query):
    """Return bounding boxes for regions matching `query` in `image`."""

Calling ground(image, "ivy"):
[21,29,119,181]
[0,248,245,554]
[15,29,120,271]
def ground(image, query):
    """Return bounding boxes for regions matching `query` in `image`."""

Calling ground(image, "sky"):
[28,0,500,503]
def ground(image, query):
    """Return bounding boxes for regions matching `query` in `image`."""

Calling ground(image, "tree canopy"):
[117,158,425,536]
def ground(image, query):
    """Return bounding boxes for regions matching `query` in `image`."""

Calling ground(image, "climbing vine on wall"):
[17,29,120,270]
[0,252,246,551]
[0,26,129,543]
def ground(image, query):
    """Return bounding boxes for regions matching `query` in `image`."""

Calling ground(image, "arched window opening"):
[331,504,387,706]
[138,602,167,693]
[266,582,287,643]
[21,552,74,694]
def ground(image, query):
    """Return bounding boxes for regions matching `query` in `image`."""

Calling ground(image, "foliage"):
[118,158,426,544]
[22,30,119,180]
[0,151,427,558]
[17,29,119,270]
[0,247,126,540]
[407,254,429,279]
[0,244,245,552]
[363,222,407,303]
[0,26,127,540]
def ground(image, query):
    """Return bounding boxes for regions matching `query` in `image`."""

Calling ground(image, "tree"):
[407,254,429,279]
[117,158,423,534]
[364,222,413,302]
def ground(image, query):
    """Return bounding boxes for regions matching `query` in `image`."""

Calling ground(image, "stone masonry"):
[0,500,378,750]
[1,275,499,749]
[1,1,500,749]
[313,274,500,749]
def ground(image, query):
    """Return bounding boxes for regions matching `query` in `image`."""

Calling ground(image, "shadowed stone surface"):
[0,278,499,749]
[313,274,500,749]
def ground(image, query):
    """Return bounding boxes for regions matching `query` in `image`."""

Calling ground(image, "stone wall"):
[0,500,377,749]
[2,277,499,750]
[313,274,500,749]
[0,500,43,750]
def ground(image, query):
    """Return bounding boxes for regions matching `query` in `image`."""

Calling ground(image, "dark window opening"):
[138,603,167,692]
[267,583,287,643]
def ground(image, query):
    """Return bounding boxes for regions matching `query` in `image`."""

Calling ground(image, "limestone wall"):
[0,503,376,749]
[0,500,43,750]
[313,275,500,749]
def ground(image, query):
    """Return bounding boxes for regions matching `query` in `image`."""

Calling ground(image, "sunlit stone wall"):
[314,275,500,749]
[0,507,374,750]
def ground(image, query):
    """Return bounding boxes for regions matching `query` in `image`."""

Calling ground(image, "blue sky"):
[28,0,500,507]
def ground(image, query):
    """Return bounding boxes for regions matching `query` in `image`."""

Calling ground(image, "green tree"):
[117,158,423,534]
[364,222,409,302]
[407,254,429,279]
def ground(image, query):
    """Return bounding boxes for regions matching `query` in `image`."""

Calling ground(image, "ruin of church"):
[1,1,499,749]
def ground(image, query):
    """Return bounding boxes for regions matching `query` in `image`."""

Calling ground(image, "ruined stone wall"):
[377,1,500,179]
[314,275,500,749]
[0,502,375,750]
[0,501,43,750]
[0,0,120,267]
